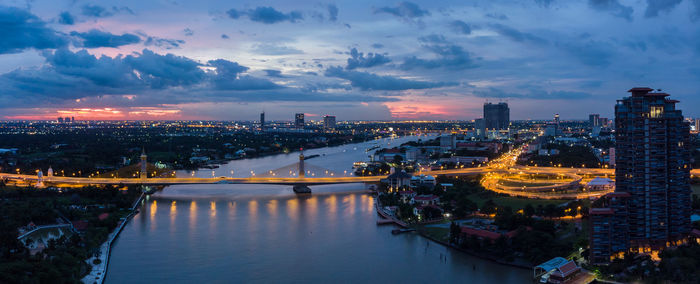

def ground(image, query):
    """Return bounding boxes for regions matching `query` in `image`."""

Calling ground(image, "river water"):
[105,135,529,283]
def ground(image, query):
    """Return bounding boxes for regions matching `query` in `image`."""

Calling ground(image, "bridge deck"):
[1,168,698,186]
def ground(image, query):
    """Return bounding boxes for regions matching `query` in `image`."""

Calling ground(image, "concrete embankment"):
[81,193,144,284]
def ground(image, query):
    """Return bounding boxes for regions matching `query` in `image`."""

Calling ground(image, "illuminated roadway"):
[2,168,697,185]
[1,138,698,199]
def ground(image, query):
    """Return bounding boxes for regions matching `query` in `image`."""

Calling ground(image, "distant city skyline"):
[2,1,700,120]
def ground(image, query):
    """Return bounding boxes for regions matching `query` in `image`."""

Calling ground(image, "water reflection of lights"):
[189,201,197,230]
[150,200,157,219]
[267,199,278,218]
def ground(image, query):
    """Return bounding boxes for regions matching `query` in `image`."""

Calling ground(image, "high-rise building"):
[695,118,700,132]
[474,118,485,139]
[295,113,305,129]
[590,87,692,264]
[71,117,75,123]
[260,112,265,130]
[57,117,64,123]
[590,193,631,264]
[589,114,600,127]
[483,102,509,130]
[323,115,336,130]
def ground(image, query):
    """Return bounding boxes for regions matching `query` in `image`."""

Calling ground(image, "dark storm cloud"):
[70,29,141,48]
[345,48,391,70]
[81,4,113,17]
[324,66,456,91]
[558,40,613,67]
[449,20,471,35]
[374,2,429,19]
[490,24,548,45]
[0,49,295,105]
[485,13,508,20]
[474,86,592,100]
[58,11,75,25]
[81,4,134,18]
[125,49,205,89]
[327,4,338,21]
[400,34,476,70]
[227,6,303,24]
[208,59,248,77]
[0,6,67,54]
[143,36,185,49]
[534,0,555,8]
[263,69,285,78]
[43,48,140,88]
[644,0,682,18]
[588,0,634,21]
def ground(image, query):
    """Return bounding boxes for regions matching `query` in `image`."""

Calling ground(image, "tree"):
[524,204,535,217]
[454,198,477,218]
[422,206,443,220]
[449,221,460,245]
[481,199,498,215]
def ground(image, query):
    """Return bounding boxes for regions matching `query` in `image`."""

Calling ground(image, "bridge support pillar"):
[298,149,305,178]
[36,170,45,188]
[293,184,311,194]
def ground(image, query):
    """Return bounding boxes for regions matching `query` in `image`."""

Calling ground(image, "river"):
[105,135,530,283]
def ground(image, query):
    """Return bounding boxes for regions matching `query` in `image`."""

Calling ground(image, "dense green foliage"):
[0,185,141,283]
[519,143,601,168]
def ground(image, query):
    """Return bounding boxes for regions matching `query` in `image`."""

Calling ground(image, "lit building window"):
[649,105,663,118]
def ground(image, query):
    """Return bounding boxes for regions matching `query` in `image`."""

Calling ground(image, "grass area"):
[467,192,571,210]
[420,226,450,243]
[498,180,555,187]
[692,184,700,196]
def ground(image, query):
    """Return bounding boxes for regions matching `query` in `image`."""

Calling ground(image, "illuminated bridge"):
[1,148,698,198]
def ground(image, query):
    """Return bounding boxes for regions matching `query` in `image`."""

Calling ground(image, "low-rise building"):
[413,194,439,206]
[398,190,416,203]
[534,257,581,284]
[410,174,436,189]
[585,177,614,192]
[383,170,412,190]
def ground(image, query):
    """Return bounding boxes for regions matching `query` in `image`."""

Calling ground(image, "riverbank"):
[374,197,532,270]
[415,226,532,270]
[81,192,144,284]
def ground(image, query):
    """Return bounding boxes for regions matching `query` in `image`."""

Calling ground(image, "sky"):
[1,0,699,121]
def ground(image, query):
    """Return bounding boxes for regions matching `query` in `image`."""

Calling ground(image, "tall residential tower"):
[590,87,692,264]
[483,102,509,130]
[260,112,265,130]
[323,115,336,131]
[295,113,305,129]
